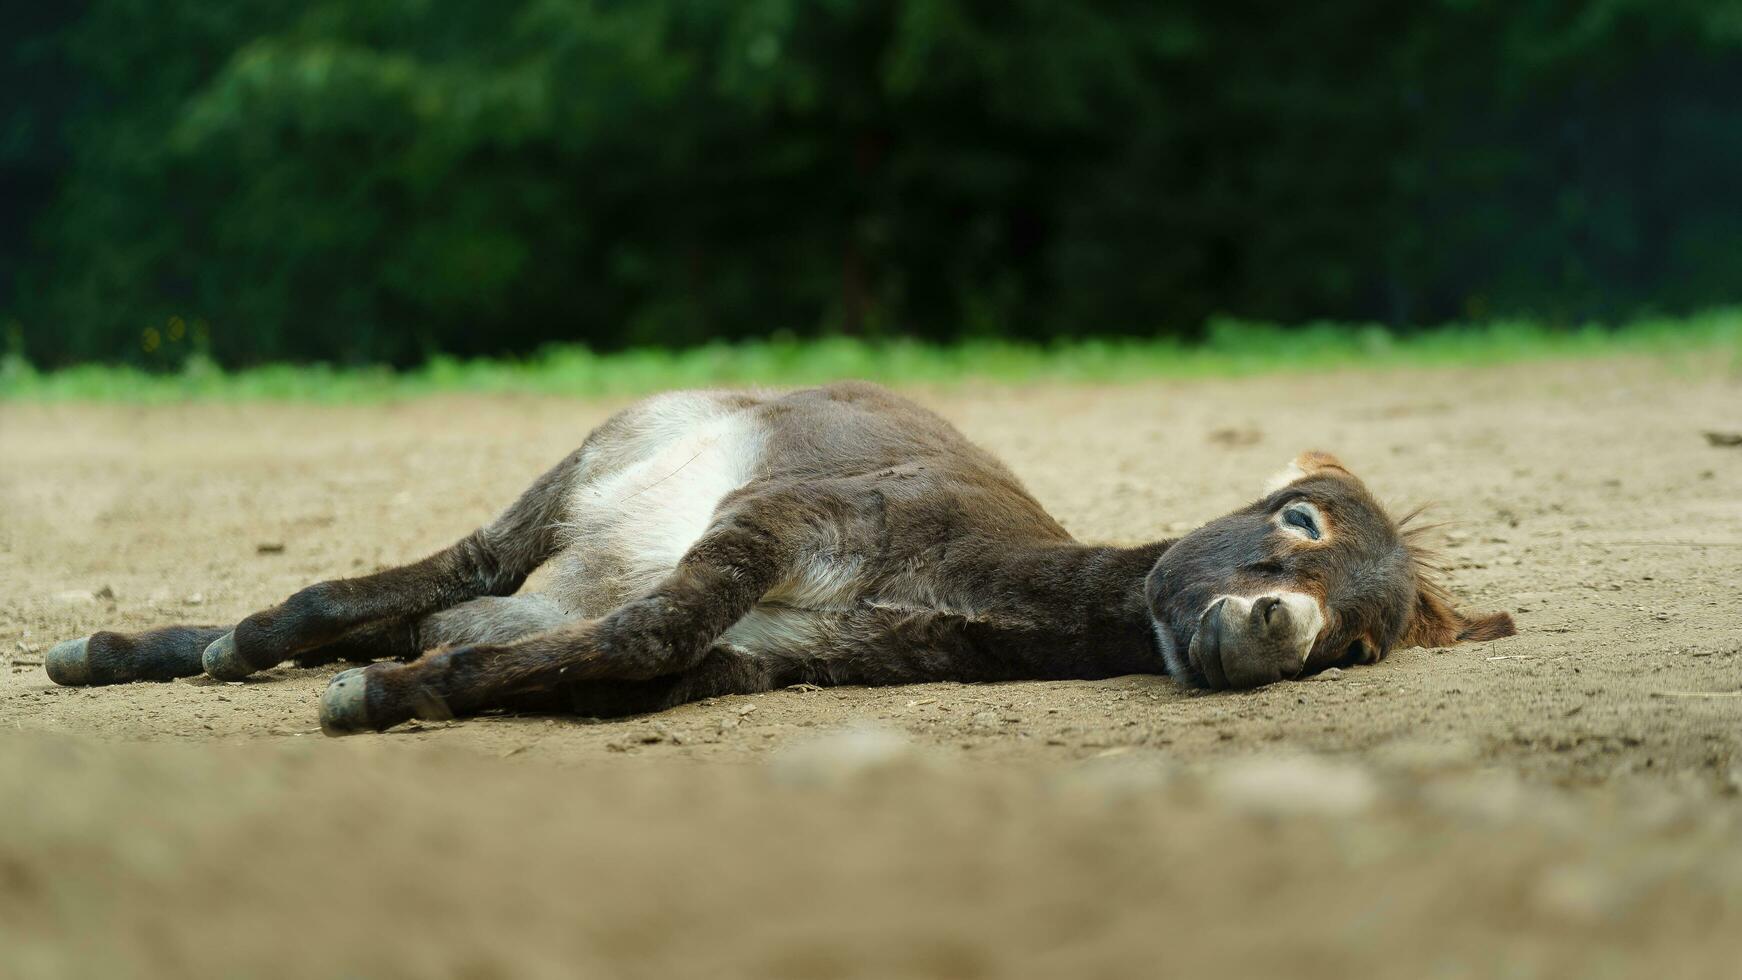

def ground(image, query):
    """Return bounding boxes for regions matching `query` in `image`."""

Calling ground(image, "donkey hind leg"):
[490,607,1061,721]
[561,645,792,719]
[299,594,572,666]
[319,611,803,730]
[319,496,797,734]
[397,643,795,722]
[199,449,581,681]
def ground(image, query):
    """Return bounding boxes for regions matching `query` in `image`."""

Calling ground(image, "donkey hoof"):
[45,637,92,686]
[201,631,255,680]
[320,668,374,736]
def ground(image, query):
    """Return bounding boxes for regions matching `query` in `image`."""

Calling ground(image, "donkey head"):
[1145,452,1515,689]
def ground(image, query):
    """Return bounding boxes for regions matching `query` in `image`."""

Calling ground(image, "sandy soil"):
[2,358,1740,978]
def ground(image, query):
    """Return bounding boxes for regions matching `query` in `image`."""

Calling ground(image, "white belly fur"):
[558,395,765,615]
[553,392,859,655]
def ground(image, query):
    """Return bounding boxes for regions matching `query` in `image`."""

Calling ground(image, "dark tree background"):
[3,0,1740,367]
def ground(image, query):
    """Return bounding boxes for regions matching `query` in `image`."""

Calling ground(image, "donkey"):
[45,382,1514,734]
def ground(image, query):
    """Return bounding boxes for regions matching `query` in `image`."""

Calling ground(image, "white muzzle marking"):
[1209,590,1326,662]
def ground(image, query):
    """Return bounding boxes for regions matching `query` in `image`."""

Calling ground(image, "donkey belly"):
[549,396,764,617]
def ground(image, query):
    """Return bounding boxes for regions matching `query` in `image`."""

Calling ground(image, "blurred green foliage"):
[4,1,1741,367]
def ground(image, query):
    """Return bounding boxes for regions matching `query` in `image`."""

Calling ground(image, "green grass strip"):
[5,311,1739,403]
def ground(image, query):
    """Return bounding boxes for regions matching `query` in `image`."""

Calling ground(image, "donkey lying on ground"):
[46,382,1514,734]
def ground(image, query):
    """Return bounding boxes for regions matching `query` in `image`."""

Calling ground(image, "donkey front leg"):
[318,499,797,734]
[196,451,580,681]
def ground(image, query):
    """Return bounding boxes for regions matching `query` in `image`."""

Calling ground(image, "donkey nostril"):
[1255,596,1282,623]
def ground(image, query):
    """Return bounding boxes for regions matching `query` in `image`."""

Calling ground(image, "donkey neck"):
[952,538,1173,679]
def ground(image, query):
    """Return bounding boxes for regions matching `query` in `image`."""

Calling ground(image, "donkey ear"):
[1400,586,1517,649]
[1263,450,1355,495]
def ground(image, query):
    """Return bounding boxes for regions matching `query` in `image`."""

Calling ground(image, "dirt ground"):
[3,358,1740,979]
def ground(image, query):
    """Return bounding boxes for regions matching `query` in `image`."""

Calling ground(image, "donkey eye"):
[1282,507,1321,540]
